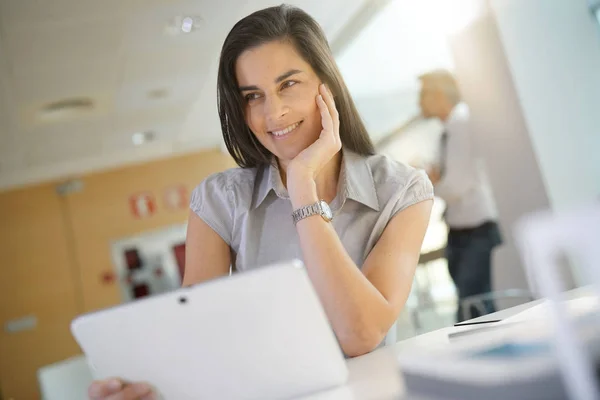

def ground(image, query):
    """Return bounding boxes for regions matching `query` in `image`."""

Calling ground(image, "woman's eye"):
[281,80,297,89]
[245,93,261,102]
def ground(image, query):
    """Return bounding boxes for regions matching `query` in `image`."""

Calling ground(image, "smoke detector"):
[132,131,155,146]
[147,88,169,99]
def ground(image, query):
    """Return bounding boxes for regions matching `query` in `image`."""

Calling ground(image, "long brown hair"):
[217,4,375,168]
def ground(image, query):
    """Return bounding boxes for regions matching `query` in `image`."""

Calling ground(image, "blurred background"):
[1,0,599,398]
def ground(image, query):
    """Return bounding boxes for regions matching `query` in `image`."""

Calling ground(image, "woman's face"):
[235,40,323,165]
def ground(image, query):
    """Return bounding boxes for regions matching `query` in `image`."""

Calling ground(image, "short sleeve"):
[391,169,435,218]
[189,172,234,246]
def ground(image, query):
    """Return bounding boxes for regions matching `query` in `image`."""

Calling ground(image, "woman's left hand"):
[287,83,341,182]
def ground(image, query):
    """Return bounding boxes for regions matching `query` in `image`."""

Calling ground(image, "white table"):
[36,324,470,400]
[301,285,596,400]
[300,325,461,400]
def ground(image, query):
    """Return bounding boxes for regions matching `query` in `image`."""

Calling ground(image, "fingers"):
[88,379,154,400]
[105,383,154,400]
[316,94,334,136]
[89,378,123,399]
[319,84,340,137]
[317,84,341,153]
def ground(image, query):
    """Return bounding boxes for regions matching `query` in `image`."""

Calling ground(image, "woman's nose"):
[264,94,288,122]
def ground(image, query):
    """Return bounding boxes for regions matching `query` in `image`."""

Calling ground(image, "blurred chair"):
[384,308,418,346]
[385,321,397,346]
[395,308,418,341]
[407,248,458,334]
[460,289,536,321]
[38,355,93,400]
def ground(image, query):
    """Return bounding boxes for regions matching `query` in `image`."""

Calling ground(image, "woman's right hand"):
[88,378,155,400]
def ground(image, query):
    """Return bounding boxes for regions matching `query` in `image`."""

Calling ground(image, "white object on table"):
[300,284,599,400]
[71,260,348,400]
[38,355,93,400]
[515,203,600,400]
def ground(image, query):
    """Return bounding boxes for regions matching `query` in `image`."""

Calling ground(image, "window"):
[334,0,473,141]
[333,0,490,331]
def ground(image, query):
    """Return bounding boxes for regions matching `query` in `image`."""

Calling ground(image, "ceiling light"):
[39,97,94,121]
[164,15,202,36]
[132,131,155,146]
[181,17,194,33]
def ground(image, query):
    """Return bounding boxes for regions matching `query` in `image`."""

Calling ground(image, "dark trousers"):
[446,221,503,322]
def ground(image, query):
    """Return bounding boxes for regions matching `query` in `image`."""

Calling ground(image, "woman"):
[88,4,433,399]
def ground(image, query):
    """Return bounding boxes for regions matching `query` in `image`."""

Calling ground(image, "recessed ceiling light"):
[39,97,94,121]
[132,131,155,146]
[181,17,194,33]
[164,15,202,36]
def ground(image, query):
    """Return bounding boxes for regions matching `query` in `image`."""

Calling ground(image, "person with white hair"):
[418,69,502,322]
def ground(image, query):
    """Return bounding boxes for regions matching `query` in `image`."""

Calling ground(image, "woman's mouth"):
[269,121,302,139]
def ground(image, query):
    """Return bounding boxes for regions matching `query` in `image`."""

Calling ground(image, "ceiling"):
[0,0,368,191]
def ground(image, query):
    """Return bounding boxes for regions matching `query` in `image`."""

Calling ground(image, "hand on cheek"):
[287,83,341,204]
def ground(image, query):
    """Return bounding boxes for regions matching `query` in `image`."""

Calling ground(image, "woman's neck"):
[279,151,342,204]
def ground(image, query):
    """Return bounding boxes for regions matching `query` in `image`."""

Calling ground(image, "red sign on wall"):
[164,185,188,210]
[129,192,156,218]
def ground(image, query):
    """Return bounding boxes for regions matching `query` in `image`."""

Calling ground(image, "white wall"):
[490,0,600,288]
[447,0,600,293]
[490,0,600,212]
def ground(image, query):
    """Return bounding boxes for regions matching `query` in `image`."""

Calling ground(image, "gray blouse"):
[190,148,434,272]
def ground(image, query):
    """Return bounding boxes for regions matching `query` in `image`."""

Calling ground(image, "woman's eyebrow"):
[238,69,304,92]
[275,69,302,83]
[239,84,259,92]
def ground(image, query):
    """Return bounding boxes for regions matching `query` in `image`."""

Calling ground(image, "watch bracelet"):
[292,202,321,225]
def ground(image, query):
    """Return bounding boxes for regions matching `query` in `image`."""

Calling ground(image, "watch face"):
[320,200,333,221]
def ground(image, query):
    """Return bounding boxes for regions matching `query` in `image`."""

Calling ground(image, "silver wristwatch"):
[292,200,333,225]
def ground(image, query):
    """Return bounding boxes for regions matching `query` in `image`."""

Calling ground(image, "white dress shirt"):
[434,102,498,229]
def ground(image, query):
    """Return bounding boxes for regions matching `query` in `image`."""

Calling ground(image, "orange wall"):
[0,183,81,400]
[0,149,236,399]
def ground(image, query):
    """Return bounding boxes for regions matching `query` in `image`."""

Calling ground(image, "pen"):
[453,319,501,327]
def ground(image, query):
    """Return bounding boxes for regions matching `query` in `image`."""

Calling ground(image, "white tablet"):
[71,260,348,400]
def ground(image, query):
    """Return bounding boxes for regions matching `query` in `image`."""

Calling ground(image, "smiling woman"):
[217,6,374,169]
[236,44,326,166]
[87,4,434,399]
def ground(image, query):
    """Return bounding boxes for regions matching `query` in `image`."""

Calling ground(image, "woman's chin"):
[273,148,303,166]
[267,132,320,166]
